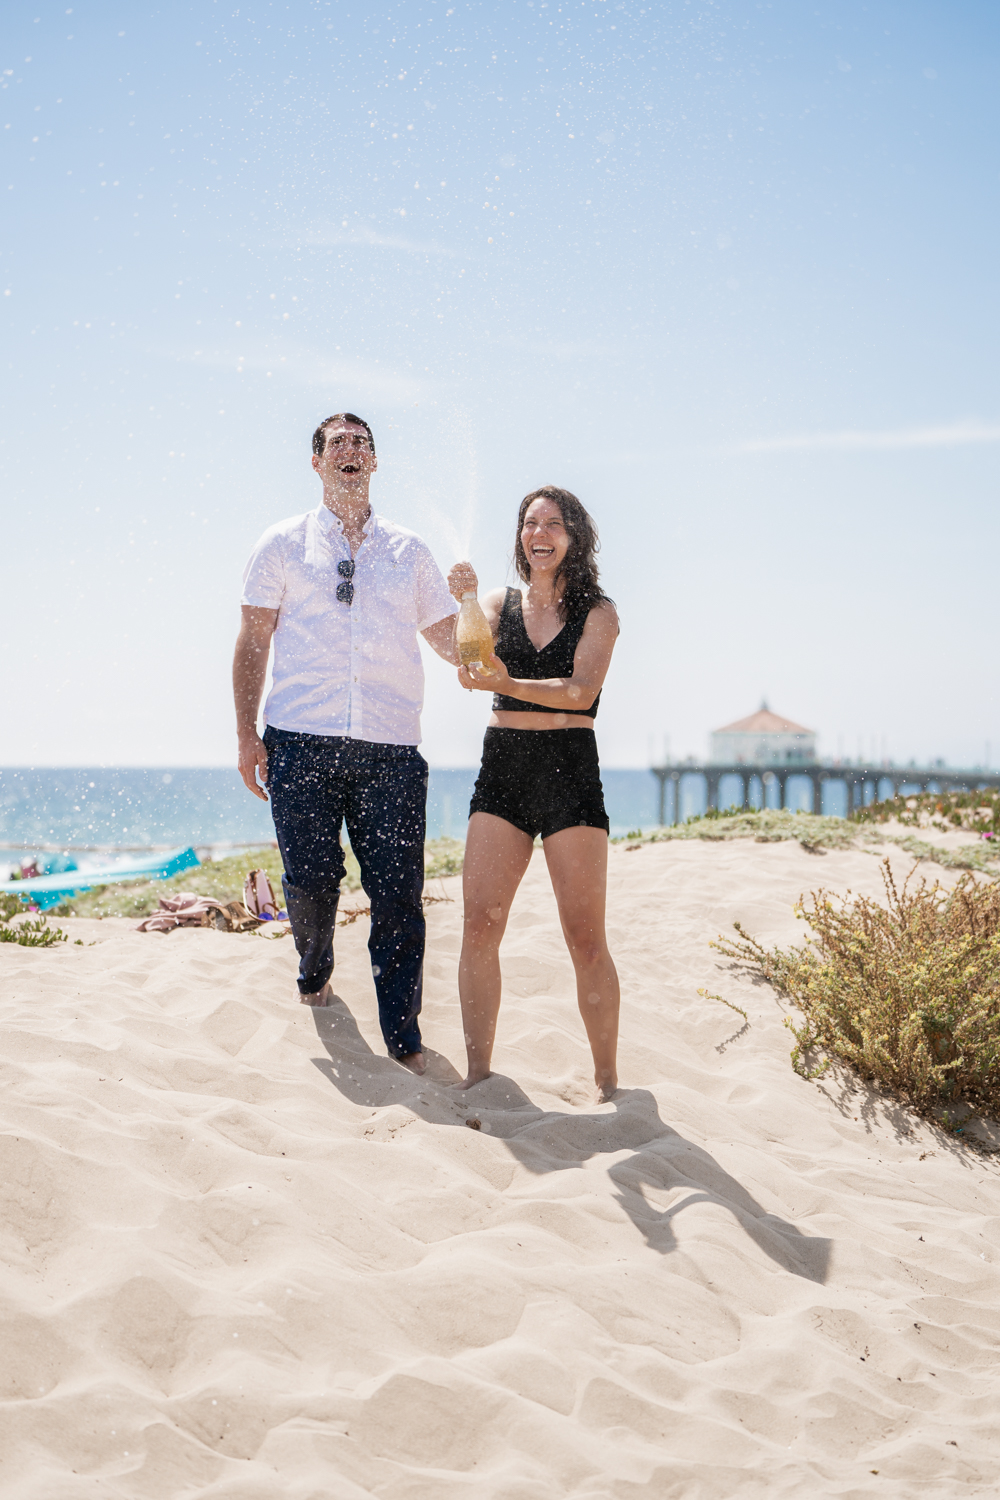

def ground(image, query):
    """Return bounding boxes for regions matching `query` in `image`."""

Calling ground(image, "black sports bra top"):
[491,587,601,718]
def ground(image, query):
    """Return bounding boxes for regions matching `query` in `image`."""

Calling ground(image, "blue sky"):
[2,0,998,769]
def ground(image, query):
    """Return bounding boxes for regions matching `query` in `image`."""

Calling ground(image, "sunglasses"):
[336,557,355,605]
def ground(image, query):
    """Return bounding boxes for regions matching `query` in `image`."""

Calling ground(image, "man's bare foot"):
[456,1070,491,1090]
[299,982,332,1007]
[398,1051,426,1075]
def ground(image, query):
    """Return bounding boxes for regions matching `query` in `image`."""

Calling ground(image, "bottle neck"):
[461,591,477,602]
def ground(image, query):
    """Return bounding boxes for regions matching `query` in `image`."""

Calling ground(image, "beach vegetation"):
[50,838,466,920]
[0,893,66,947]
[697,987,749,1022]
[688,804,746,822]
[424,837,465,880]
[50,847,352,919]
[875,834,1000,877]
[713,859,1000,1119]
[851,787,1000,840]
[609,808,1000,873]
[613,809,861,849]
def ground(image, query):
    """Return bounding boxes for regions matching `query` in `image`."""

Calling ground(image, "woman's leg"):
[543,827,620,1100]
[457,811,534,1088]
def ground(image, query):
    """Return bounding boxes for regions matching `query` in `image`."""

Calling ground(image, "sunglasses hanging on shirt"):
[336,557,355,605]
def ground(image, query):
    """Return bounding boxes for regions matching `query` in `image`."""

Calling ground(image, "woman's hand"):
[447,560,479,600]
[458,653,513,694]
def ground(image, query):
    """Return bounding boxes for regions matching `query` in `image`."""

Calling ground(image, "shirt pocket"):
[375,563,418,628]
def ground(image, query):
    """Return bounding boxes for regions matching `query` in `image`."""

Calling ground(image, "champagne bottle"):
[456,592,496,675]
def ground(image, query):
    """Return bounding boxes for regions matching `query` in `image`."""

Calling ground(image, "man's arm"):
[419,559,479,665]
[233,605,278,800]
[420,613,460,666]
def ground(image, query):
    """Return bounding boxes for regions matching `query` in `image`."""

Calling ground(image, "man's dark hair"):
[513,486,612,622]
[312,413,376,457]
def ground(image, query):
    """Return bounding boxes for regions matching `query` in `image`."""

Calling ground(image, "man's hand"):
[238,731,270,801]
[447,560,479,599]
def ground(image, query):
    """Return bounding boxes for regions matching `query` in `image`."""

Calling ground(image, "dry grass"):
[713,859,1000,1119]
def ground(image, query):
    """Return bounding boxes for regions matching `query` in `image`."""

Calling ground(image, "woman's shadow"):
[310,993,830,1284]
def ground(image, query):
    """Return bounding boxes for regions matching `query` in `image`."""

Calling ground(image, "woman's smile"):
[521,499,570,572]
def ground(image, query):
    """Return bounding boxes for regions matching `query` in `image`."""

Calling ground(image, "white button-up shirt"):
[241,503,457,745]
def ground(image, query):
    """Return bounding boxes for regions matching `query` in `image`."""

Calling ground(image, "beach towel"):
[136,893,260,933]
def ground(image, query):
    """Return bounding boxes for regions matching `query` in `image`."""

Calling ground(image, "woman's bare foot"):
[595,1071,618,1104]
[398,1051,426,1075]
[299,982,332,1007]
[456,1069,491,1090]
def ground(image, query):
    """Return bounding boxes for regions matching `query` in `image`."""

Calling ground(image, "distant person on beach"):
[233,412,476,1075]
[448,487,621,1102]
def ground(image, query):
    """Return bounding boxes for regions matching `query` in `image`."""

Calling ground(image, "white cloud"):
[301,224,459,258]
[740,420,1000,454]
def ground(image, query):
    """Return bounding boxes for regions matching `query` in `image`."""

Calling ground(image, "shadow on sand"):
[311,993,831,1283]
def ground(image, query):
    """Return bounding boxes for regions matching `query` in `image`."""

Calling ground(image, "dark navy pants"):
[263,727,428,1059]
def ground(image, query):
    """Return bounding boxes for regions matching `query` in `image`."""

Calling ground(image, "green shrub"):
[0,895,66,948]
[712,860,1000,1117]
[614,809,861,849]
[1,892,26,922]
[424,837,465,880]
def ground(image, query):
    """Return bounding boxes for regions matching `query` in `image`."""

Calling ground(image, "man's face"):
[312,421,377,488]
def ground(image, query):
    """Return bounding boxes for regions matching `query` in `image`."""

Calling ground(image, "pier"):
[650,760,1000,826]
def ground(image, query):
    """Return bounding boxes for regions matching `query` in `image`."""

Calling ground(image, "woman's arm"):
[460,600,619,709]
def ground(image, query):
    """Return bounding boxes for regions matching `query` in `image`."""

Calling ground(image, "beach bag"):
[243,869,281,920]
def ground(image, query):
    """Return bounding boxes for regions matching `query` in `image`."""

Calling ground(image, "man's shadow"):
[311,994,830,1284]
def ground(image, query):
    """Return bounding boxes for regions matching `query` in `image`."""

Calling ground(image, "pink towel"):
[136,894,259,933]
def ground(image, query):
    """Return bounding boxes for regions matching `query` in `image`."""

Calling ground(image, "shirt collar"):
[314,503,378,539]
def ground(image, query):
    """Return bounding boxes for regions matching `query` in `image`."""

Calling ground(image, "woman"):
[449,486,621,1102]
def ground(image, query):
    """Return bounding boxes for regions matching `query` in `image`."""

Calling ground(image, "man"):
[234,412,473,1075]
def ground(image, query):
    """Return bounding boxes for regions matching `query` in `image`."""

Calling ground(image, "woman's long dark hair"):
[513,486,612,621]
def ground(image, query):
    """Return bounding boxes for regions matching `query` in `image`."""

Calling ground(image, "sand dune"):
[1,838,998,1497]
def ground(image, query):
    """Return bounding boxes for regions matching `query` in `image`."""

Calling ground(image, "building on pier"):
[651,704,1000,825]
[710,703,816,766]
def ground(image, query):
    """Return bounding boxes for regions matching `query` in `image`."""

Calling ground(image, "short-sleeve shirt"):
[241,503,457,745]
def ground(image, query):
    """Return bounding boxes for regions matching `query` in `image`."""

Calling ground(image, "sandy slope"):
[1,839,998,1498]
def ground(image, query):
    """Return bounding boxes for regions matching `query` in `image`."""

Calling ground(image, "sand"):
[1,837,998,1498]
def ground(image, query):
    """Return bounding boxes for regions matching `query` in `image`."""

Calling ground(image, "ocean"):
[0,765,664,871]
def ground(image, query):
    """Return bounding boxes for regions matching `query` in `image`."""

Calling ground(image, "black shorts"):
[469,727,610,841]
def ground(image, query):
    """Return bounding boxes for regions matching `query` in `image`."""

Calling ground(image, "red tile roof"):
[714,708,814,735]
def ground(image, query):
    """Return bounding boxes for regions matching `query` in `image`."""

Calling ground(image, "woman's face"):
[521,498,570,581]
